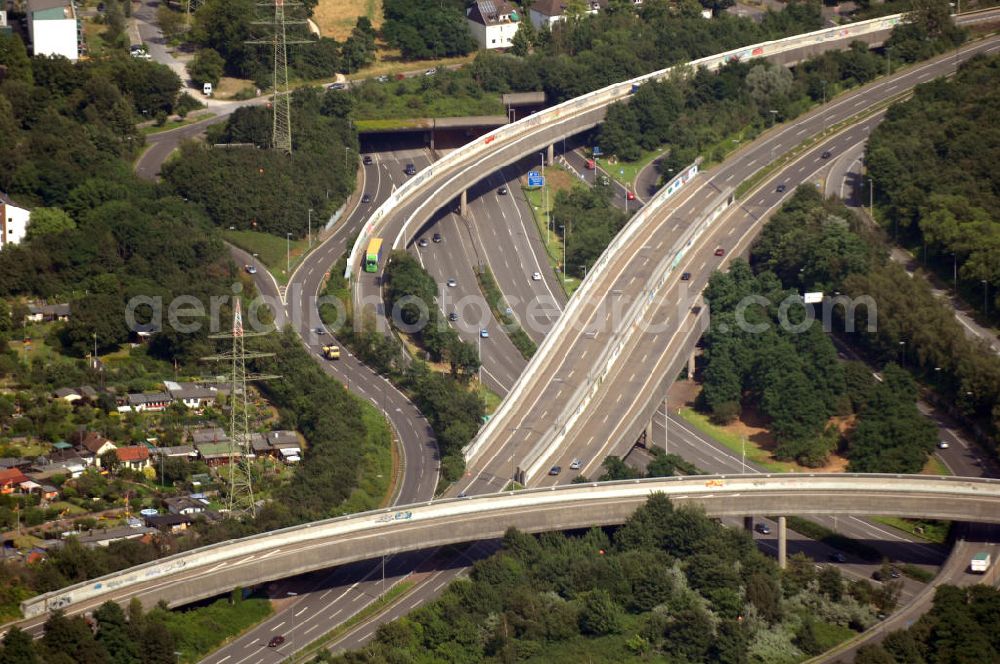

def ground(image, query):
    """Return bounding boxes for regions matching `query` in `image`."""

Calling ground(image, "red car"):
[626,191,636,201]
[714,248,725,257]
[268,635,285,648]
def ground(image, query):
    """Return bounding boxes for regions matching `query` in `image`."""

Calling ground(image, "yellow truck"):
[322,344,340,360]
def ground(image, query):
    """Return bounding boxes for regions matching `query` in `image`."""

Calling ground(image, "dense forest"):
[866,53,1000,321]
[853,584,1000,664]
[711,185,1000,462]
[553,184,631,280]
[162,88,358,238]
[324,495,890,663]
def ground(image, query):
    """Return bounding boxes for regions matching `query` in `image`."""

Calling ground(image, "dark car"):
[821,150,832,159]
[498,186,508,195]
[404,163,416,175]
[828,552,847,563]
[714,247,725,257]
[362,155,373,165]
[680,272,692,281]
[432,233,442,243]
[418,238,429,247]
[776,184,787,193]
[268,635,285,648]
[326,82,346,91]
[361,193,371,204]
[448,312,458,321]
[754,523,771,535]
[548,466,562,476]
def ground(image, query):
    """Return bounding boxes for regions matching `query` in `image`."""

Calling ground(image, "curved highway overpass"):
[18,475,1000,622]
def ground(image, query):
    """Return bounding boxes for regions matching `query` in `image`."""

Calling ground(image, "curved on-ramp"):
[18,474,1000,622]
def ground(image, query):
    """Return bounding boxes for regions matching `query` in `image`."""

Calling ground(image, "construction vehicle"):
[322,344,340,360]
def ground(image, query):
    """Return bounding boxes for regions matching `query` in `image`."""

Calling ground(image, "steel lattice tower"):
[249,1,311,155]
[203,300,278,518]
[271,0,292,154]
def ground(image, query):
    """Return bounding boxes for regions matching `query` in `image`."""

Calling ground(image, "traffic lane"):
[563,147,640,208]
[469,169,564,343]
[824,140,869,206]
[412,212,525,394]
[324,540,501,654]
[226,244,286,329]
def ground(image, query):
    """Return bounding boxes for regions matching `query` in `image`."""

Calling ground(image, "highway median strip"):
[284,580,416,663]
[475,267,537,360]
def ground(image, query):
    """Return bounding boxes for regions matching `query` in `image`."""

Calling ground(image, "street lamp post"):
[898,340,906,367]
[983,280,990,316]
[821,79,827,105]
[952,253,957,291]
[307,208,312,247]
[886,46,892,76]
[741,435,747,474]
[769,109,778,127]
[286,232,291,275]
[252,252,259,271]
[869,178,874,212]
[559,225,567,283]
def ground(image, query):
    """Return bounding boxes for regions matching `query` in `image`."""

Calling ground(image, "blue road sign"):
[592,146,603,156]
[527,173,544,187]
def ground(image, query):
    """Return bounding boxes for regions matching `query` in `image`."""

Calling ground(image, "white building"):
[0,193,29,249]
[27,0,79,61]
[529,0,643,29]
[467,0,521,50]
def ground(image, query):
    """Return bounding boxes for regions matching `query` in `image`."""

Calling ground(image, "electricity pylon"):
[248,1,312,154]
[202,300,279,518]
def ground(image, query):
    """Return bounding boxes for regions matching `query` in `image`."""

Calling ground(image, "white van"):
[203,82,213,97]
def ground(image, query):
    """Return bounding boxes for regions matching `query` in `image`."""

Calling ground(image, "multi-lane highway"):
[461,35,1000,497]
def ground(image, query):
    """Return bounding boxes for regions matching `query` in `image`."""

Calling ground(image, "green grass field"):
[223,229,312,284]
[154,597,273,663]
[678,408,799,473]
[521,184,582,297]
[335,401,395,515]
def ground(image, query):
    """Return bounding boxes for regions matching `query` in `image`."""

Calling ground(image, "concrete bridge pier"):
[546,143,554,165]
[459,189,468,216]
[778,516,787,569]
[744,516,754,532]
[687,351,696,379]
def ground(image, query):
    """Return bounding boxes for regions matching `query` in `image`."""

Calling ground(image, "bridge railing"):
[342,14,904,280]
[18,473,997,620]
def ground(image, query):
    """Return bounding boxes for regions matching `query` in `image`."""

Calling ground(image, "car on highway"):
[937,441,950,449]
[432,233,442,243]
[480,328,490,338]
[418,238,429,247]
[531,271,542,281]
[776,184,787,193]
[446,278,457,288]
[626,191,636,201]
[315,327,326,335]
[828,552,847,563]
[821,150,832,159]
[680,272,691,281]
[244,264,257,275]
[448,312,459,321]
[361,193,371,204]
[268,636,285,648]
[714,247,725,256]
[498,186,508,195]
[548,466,561,476]
[754,523,771,535]
[404,163,416,175]
[569,458,582,470]
[363,155,373,165]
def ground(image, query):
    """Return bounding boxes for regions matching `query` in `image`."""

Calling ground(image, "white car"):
[446,278,457,288]
[531,272,541,281]
[937,441,950,449]
[569,458,582,470]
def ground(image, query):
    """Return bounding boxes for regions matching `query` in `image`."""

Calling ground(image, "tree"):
[188,48,225,87]
[0,627,39,664]
[578,589,623,635]
[746,572,782,623]
[94,601,141,664]
[340,18,376,73]
[26,208,76,240]
[140,620,176,664]
[0,33,33,84]
[510,19,535,57]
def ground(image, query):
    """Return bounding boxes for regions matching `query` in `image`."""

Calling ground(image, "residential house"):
[0,192,29,249]
[467,0,521,50]
[78,432,117,467]
[67,526,157,548]
[28,458,86,480]
[114,446,151,472]
[24,302,70,323]
[189,426,229,445]
[119,392,172,413]
[163,381,220,410]
[0,468,29,494]
[0,458,32,471]
[529,0,601,29]
[164,496,206,515]
[26,0,79,61]
[195,442,240,467]
[0,11,11,36]
[48,448,95,468]
[250,430,302,463]
[53,386,98,403]
[152,445,197,460]
[144,513,195,533]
